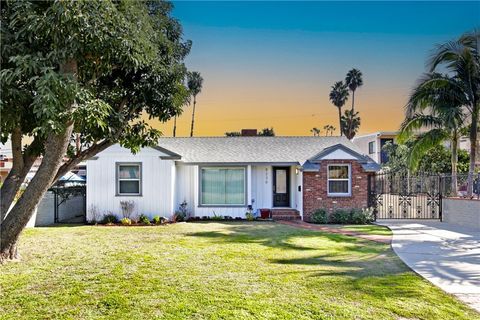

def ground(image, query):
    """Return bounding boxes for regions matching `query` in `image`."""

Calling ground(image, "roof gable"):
[309,144,367,163]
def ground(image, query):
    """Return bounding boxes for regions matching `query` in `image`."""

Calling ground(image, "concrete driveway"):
[376,220,480,312]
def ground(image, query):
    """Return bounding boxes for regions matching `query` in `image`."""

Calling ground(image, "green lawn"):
[339,224,392,236]
[0,222,477,320]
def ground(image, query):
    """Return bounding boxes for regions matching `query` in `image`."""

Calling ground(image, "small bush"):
[102,213,118,225]
[330,209,351,224]
[120,217,132,225]
[245,211,254,221]
[139,214,151,225]
[311,209,328,224]
[174,211,185,222]
[152,216,167,225]
[351,208,374,224]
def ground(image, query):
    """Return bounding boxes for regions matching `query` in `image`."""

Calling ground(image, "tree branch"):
[53,140,113,183]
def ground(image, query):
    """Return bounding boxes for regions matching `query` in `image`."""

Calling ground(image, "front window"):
[201,167,246,205]
[117,163,141,195]
[327,164,351,196]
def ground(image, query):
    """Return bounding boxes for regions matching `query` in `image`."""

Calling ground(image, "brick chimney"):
[241,129,257,136]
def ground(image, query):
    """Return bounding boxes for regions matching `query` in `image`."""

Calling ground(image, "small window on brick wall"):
[327,164,351,196]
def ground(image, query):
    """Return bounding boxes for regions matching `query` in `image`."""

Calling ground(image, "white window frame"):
[368,141,375,154]
[327,164,351,197]
[199,166,247,207]
[116,162,142,196]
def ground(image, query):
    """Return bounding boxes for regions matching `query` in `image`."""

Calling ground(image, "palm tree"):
[187,71,203,137]
[310,127,320,136]
[398,73,466,194]
[345,68,363,113]
[427,30,479,196]
[340,110,360,139]
[323,125,335,136]
[172,115,177,137]
[329,81,349,136]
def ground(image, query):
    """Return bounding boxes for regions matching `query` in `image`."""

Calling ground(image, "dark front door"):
[273,167,290,207]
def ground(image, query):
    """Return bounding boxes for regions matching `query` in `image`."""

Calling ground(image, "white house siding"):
[86,145,175,221]
[174,164,301,218]
[175,164,196,214]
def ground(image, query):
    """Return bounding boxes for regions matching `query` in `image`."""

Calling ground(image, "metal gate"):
[368,172,442,220]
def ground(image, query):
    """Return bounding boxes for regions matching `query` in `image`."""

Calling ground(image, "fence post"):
[438,175,443,222]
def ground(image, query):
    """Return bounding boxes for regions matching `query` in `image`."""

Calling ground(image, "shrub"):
[120,200,135,219]
[211,211,223,220]
[245,211,254,221]
[88,204,100,224]
[351,208,374,224]
[138,214,151,225]
[174,211,185,222]
[102,213,118,225]
[120,217,132,225]
[330,209,351,224]
[153,216,167,225]
[311,209,328,224]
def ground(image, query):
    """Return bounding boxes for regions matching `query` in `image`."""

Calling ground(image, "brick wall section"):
[303,160,372,222]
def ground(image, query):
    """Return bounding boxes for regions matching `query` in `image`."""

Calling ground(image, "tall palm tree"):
[187,71,203,137]
[340,110,361,139]
[172,115,177,137]
[398,73,466,194]
[323,125,336,136]
[345,68,363,113]
[427,30,479,196]
[310,127,320,136]
[329,81,349,136]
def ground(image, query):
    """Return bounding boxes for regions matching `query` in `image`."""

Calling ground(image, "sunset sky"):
[154,1,479,137]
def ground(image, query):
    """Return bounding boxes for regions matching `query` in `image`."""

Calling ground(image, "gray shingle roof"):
[156,137,379,171]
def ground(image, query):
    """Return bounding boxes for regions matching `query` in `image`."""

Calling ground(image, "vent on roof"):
[241,129,257,136]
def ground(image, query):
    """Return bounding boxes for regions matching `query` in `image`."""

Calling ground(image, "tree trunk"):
[0,58,77,263]
[0,131,38,220]
[173,115,177,137]
[351,90,355,113]
[190,97,196,137]
[467,103,478,197]
[0,127,73,263]
[451,133,458,196]
[338,107,342,136]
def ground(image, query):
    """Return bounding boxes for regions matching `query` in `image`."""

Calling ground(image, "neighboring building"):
[0,140,12,183]
[352,132,398,165]
[86,137,380,222]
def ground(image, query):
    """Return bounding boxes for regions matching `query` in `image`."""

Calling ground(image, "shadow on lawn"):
[187,222,429,300]
[187,221,386,255]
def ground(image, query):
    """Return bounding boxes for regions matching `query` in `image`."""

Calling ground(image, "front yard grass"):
[0,222,477,320]
[339,224,392,236]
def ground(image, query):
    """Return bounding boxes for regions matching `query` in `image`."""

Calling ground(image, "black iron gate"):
[368,172,442,220]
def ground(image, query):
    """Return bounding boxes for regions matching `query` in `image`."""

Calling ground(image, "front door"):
[273,167,290,207]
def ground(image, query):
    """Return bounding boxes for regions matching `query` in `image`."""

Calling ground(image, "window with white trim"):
[117,163,141,195]
[200,167,246,205]
[327,164,351,196]
[368,141,375,154]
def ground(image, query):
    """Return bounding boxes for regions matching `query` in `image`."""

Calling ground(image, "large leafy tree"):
[0,0,192,262]
[187,71,203,137]
[427,30,479,196]
[328,81,349,136]
[398,73,466,193]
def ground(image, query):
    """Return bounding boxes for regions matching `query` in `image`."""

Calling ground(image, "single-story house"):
[86,137,380,222]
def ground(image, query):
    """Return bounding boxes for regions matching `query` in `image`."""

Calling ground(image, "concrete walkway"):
[376,220,480,312]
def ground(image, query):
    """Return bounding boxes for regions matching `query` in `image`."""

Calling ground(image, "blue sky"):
[162,1,480,136]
